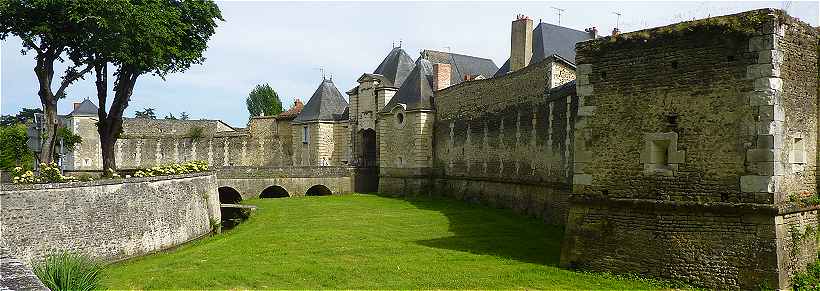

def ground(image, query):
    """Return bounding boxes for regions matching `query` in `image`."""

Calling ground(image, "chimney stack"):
[585,27,598,39]
[73,102,81,110]
[432,63,452,91]
[510,14,533,72]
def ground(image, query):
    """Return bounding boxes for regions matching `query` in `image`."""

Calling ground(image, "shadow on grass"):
[375,193,564,266]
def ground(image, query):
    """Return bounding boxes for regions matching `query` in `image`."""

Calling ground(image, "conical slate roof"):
[372,47,415,87]
[382,58,434,113]
[68,99,98,116]
[293,79,349,123]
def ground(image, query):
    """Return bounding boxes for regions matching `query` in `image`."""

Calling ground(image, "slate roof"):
[419,50,498,85]
[293,79,349,123]
[67,99,98,116]
[382,58,434,113]
[495,22,592,77]
[372,47,415,87]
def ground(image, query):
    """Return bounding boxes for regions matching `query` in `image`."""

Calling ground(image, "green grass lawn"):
[103,194,682,290]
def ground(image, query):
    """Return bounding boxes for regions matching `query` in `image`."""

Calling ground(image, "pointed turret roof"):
[293,79,349,123]
[382,58,434,113]
[372,47,415,87]
[68,99,98,116]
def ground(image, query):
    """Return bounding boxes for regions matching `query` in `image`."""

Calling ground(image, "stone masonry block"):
[740,175,777,193]
[577,85,594,97]
[576,64,592,75]
[573,174,593,185]
[575,150,593,163]
[577,73,590,85]
[757,134,783,149]
[754,77,783,91]
[758,105,785,122]
[574,162,587,174]
[746,149,781,162]
[748,89,782,106]
[757,120,782,135]
[757,50,783,65]
[577,106,596,117]
[747,63,781,79]
[747,162,784,176]
[748,34,778,52]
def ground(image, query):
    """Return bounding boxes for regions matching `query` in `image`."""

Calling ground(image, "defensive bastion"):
[561,9,819,289]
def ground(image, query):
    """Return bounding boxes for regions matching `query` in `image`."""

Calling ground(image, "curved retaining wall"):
[0,173,220,265]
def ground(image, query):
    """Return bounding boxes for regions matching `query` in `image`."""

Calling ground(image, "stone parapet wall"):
[0,173,220,265]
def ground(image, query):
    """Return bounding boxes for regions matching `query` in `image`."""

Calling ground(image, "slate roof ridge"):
[381,58,434,113]
[67,98,98,116]
[293,78,349,123]
[420,49,496,62]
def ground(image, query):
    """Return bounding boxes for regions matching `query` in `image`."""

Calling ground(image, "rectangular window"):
[303,126,309,144]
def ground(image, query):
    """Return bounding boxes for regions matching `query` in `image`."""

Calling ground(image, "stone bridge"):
[214,167,377,203]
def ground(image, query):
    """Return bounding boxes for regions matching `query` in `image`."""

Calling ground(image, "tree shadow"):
[375,193,564,266]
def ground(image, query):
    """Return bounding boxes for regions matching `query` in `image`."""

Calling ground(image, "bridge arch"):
[260,185,290,198]
[306,184,332,196]
[218,186,242,204]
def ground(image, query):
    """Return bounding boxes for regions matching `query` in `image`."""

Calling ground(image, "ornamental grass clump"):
[34,253,103,291]
[133,161,209,178]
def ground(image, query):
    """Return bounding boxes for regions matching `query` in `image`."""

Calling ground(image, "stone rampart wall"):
[393,58,578,224]
[0,173,220,265]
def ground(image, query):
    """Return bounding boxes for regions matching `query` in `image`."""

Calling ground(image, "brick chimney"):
[432,63,451,91]
[73,102,81,110]
[585,27,598,39]
[510,14,533,72]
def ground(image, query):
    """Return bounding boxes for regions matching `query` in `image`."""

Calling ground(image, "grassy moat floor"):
[103,194,683,290]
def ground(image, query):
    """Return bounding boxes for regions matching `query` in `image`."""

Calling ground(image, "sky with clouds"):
[1,1,818,127]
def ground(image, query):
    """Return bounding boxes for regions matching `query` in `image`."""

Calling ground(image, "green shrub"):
[187,126,204,141]
[793,257,820,290]
[34,253,103,291]
[133,161,209,178]
[0,123,35,171]
[11,162,80,184]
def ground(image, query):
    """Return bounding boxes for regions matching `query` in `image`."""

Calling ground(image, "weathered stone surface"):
[1,173,220,265]
[0,246,47,291]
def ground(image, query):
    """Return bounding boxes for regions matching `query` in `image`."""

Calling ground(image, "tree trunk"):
[99,128,117,172]
[34,50,58,165]
[38,99,59,165]
[95,64,138,174]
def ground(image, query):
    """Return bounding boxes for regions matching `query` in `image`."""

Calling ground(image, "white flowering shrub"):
[133,161,209,178]
[11,162,82,184]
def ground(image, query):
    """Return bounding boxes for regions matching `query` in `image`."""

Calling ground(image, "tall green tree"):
[0,1,97,164]
[246,83,283,118]
[72,0,222,172]
[0,124,35,171]
[0,107,42,127]
[134,108,156,119]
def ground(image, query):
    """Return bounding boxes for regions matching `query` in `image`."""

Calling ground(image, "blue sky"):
[2,1,818,127]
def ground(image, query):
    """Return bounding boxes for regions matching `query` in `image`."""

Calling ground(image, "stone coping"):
[1,172,213,192]
[569,196,779,214]
[215,166,355,178]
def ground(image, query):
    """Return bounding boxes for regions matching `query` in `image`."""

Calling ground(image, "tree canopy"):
[134,108,157,119]
[246,83,284,118]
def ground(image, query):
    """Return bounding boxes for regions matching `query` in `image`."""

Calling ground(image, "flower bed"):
[134,161,209,178]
